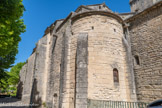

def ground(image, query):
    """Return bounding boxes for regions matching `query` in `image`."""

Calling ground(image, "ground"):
[0,98,28,108]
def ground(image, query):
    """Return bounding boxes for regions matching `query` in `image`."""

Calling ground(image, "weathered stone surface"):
[129,0,162,13]
[17,64,27,99]
[31,35,48,106]
[71,14,136,102]
[128,3,162,102]
[75,33,88,108]
[18,2,162,108]
[22,53,36,104]
[45,34,58,108]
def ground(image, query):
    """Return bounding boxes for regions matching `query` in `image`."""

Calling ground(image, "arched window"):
[134,55,140,65]
[113,68,119,83]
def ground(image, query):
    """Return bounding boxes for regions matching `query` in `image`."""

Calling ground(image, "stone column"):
[75,33,88,108]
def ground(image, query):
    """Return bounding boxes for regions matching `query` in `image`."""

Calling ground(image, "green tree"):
[0,51,16,88]
[7,62,25,86]
[0,0,26,57]
[0,62,25,95]
[0,70,9,89]
[0,0,26,87]
[3,62,26,96]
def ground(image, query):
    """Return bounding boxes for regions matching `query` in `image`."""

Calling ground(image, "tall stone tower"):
[130,0,161,12]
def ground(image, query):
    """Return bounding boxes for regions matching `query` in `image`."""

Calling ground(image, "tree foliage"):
[0,62,25,95]
[7,62,25,86]
[0,51,17,88]
[0,0,26,57]
[0,69,9,89]
[0,0,26,91]
[0,0,26,87]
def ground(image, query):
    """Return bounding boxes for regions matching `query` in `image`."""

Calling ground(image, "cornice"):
[71,11,123,24]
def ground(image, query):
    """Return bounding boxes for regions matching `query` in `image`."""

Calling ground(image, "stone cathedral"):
[18,0,162,108]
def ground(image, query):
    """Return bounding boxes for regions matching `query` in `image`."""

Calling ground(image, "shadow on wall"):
[17,81,23,99]
[30,78,42,108]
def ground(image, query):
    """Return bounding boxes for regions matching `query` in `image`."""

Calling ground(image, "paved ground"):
[0,98,29,108]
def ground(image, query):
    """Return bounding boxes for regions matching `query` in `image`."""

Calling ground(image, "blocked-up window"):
[113,68,119,83]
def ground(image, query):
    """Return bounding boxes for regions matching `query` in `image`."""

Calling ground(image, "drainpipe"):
[123,23,137,101]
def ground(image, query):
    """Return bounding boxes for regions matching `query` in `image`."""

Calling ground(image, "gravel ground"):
[0,98,29,108]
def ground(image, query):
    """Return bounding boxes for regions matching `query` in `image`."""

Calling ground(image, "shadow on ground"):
[0,79,42,108]
[0,97,28,108]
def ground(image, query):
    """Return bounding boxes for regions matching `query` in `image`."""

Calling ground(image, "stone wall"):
[22,53,35,104]
[31,35,48,106]
[75,33,88,108]
[21,35,49,106]
[45,32,63,108]
[45,19,73,108]
[130,0,153,12]
[45,34,59,108]
[59,20,75,108]
[17,64,27,99]
[72,14,136,102]
[128,4,162,102]
[19,3,162,108]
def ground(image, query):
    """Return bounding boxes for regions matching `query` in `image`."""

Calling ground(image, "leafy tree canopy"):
[0,0,26,57]
[0,69,9,89]
[0,62,25,96]
[7,62,25,86]
[0,0,26,88]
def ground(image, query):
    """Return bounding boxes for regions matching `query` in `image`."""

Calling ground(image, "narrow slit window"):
[114,29,116,32]
[134,55,140,65]
[113,68,119,83]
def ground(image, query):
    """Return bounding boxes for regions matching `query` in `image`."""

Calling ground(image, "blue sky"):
[15,0,130,64]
